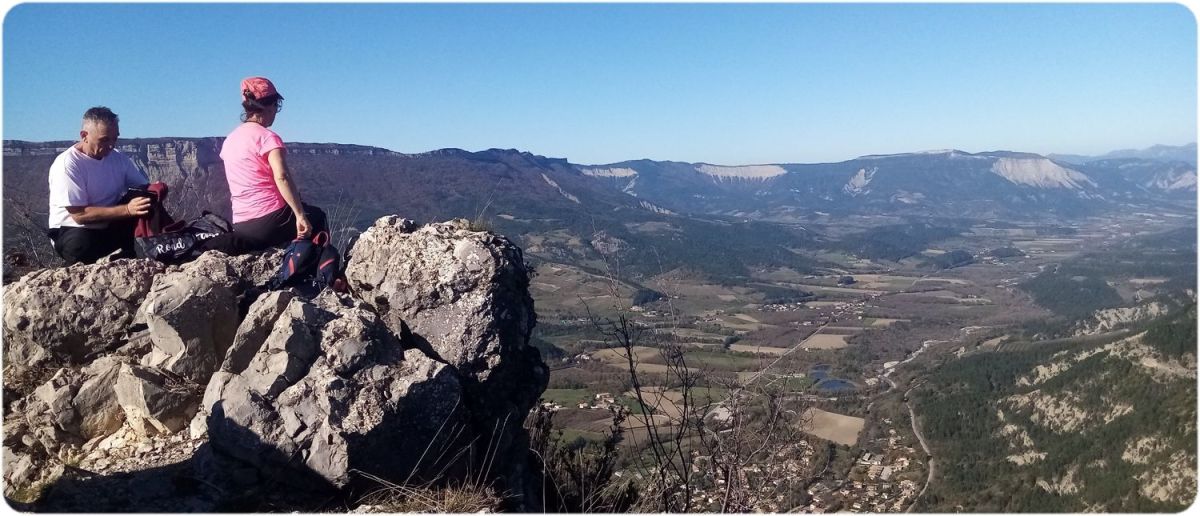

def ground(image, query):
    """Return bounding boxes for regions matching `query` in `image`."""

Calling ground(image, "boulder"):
[223,247,286,288]
[31,369,81,436]
[72,357,126,438]
[219,290,298,377]
[227,293,322,399]
[139,254,242,382]
[344,218,537,380]
[114,364,202,436]
[203,291,470,490]
[343,218,548,501]
[2,259,165,371]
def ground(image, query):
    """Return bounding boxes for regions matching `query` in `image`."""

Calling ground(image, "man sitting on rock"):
[47,106,151,265]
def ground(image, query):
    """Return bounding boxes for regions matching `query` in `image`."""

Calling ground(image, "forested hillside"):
[913,306,1197,511]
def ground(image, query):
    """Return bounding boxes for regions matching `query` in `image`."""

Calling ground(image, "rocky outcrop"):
[139,255,241,382]
[1073,301,1169,337]
[345,217,548,502]
[3,260,166,371]
[203,291,471,490]
[2,217,546,511]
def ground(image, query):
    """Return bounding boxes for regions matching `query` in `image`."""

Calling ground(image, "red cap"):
[241,76,283,102]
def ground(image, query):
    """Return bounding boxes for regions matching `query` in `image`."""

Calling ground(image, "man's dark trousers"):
[50,219,137,265]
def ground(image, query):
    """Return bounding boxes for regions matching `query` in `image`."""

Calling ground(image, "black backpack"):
[136,211,232,263]
[268,231,344,293]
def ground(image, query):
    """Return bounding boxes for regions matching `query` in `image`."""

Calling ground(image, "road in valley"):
[883,370,936,512]
[904,383,935,512]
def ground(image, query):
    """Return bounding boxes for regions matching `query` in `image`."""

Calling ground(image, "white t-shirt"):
[47,146,148,229]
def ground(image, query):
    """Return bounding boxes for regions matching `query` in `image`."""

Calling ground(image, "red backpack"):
[130,182,233,263]
[133,182,176,238]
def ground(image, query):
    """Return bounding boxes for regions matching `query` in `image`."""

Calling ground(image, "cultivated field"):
[591,346,688,374]
[529,261,638,316]
[801,407,866,446]
[800,333,851,350]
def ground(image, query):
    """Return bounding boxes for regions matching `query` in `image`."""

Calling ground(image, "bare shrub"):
[324,191,363,253]
[527,405,638,512]
[576,243,813,512]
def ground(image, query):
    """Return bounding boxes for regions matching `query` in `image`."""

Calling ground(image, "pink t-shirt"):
[219,122,287,223]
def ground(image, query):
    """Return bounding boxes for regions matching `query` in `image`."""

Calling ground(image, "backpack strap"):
[311,230,330,246]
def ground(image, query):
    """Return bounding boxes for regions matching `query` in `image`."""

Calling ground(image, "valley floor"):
[528,206,1196,512]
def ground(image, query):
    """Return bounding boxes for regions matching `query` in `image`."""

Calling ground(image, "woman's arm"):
[266,148,312,236]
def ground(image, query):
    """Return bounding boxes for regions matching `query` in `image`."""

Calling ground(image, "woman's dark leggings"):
[202,204,327,256]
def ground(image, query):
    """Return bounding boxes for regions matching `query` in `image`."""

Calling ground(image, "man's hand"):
[126,197,152,217]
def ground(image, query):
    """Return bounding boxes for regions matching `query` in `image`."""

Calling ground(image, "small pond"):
[815,378,857,392]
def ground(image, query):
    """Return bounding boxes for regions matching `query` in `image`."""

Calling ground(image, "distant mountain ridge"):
[3,138,1194,279]
[1049,143,1197,166]
[579,147,1196,220]
[1,138,820,280]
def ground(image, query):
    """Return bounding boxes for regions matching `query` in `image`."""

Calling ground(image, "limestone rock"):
[139,255,241,382]
[344,217,548,501]
[224,247,286,288]
[31,369,82,435]
[2,216,548,510]
[233,293,323,399]
[115,364,202,436]
[72,357,126,438]
[2,259,165,370]
[220,290,297,376]
[3,445,37,489]
[344,217,536,380]
[203,291,471,490]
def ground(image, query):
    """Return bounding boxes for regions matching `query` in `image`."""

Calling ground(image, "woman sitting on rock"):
[203,76,326,255]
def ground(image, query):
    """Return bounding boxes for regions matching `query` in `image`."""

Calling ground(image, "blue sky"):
[3,3,1196,165]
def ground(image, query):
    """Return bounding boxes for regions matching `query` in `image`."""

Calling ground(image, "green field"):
[542,388,597,406]
[558,428,607,444]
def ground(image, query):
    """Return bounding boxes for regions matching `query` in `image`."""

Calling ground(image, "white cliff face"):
[991,158,1097,189]
[1074,302,1169,336]
[639,200,675,215]
[843,167,877,196]
[859,149,986,160]
[1147,169,1198,191]
[578,167,642,196]
[579,167,638,178]
[622,177,638,196]
[695,164,787,181]
[541,173,581,204]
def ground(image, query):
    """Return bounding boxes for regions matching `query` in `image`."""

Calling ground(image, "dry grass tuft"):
[354,472,501,513]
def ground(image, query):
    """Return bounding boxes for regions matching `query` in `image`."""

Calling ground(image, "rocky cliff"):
[1,216,547,511]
